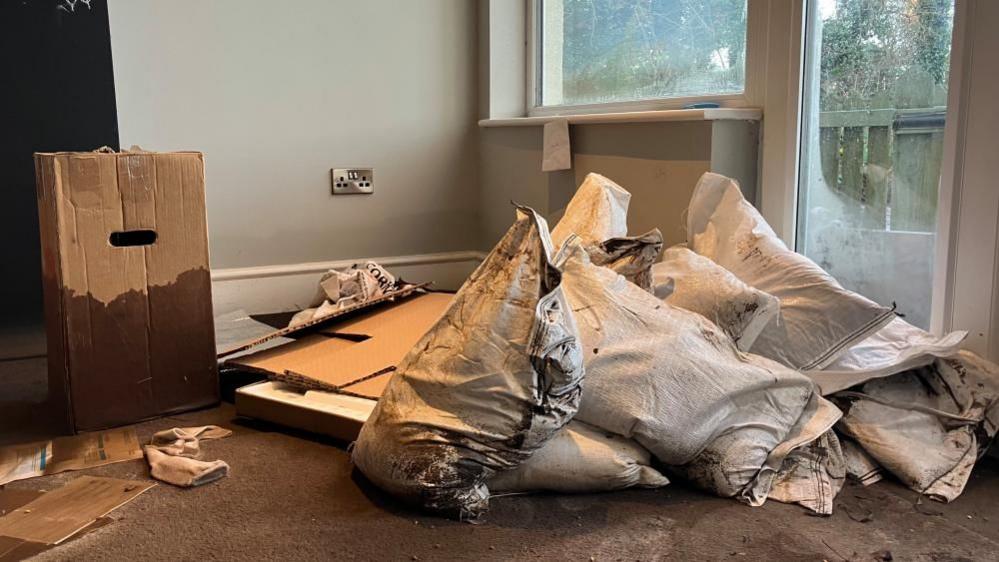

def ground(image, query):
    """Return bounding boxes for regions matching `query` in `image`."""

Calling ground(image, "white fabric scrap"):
[144,425,232,488]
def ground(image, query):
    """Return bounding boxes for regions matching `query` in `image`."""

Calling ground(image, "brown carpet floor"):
[0,402,994,562]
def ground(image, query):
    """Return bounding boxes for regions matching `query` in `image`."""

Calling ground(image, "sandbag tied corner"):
[351,204,584,520]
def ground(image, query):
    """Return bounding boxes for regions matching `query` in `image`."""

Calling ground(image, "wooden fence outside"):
[818,107,946,233]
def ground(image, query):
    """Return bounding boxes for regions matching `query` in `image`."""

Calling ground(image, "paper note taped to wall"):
[542,119,571,172]
[0,427,143,486]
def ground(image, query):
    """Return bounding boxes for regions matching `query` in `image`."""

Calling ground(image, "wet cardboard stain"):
[35,150,217,432]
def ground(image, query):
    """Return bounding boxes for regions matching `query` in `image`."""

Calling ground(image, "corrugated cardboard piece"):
[34,150,218,432]
[227,291,453,398]
[0,427,143,486]
[0,476,154,545]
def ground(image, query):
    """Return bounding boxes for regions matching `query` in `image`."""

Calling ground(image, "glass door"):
[796,0,955,329]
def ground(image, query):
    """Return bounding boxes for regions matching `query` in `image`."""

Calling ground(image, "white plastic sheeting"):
[551,172,631,249]
[653,246,779,352]
[687,172,895,371]
[352,206,584,519]
[488,420,669,493]
[558,239,835,505]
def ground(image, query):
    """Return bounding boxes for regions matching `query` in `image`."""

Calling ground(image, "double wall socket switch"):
[331,168,374,195]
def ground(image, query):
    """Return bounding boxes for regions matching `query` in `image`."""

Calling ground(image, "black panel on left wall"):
[0,0,119,328]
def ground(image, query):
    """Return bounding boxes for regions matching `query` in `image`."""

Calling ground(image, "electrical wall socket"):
[331,168,374,195]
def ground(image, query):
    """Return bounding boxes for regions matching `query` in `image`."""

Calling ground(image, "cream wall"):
[108,0,479,268]
[477,120,758,249]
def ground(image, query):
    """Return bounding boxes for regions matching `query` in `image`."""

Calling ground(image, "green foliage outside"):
[819,0,953,111]
[553,0,953,110]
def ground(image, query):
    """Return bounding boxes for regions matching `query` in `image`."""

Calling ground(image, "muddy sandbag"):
[766,430,846,515]
[558,239,835,504]
[551,172,631,249]
[808,317,967,395]
[687,172,895,370]
[351,206,584,520]
[833,351,999,502]
[585,230,663,293]
[488,420,669,494]
[652,245,779,351]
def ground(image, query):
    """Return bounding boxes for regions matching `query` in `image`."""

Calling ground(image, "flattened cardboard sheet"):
[0,490,110,562]
[0,476,154,545]
[227,291,452,398]
[217,283,431,359]
[0,427,143,486]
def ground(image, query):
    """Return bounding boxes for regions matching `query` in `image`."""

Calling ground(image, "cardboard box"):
[230,291,454,438]
[34,150,218,432]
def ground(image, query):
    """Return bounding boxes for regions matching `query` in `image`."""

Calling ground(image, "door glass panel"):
[796,0,955,329]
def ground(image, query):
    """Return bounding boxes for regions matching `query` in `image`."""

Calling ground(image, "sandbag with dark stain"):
[585,229,663,293]
[351,206,583,520]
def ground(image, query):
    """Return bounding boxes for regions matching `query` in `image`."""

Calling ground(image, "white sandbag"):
[767,430,845,515]
[585,230,663,293]
[551,172,631,249]
[488,421,669,494]
[687,172,895,370]
[807,317,967,395]
[834,351,999,502]
[558,239,833,504]
[840,437,884,486]
[352,206,584,520]
[653,246,779,351]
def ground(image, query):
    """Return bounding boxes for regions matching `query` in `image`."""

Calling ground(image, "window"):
[796,0,955,329]
[534,0,749,110]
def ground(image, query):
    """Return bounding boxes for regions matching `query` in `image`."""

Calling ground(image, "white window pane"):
[540,0,747,107]
[796,0,954,330]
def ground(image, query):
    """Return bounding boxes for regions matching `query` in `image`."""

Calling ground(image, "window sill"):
[477,107,762,128]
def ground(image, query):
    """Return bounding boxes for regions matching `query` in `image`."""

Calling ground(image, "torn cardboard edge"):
[224,291,454,399]
[216,282,432,359]
[0,476,154,547]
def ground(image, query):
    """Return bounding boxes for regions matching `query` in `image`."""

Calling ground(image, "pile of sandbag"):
[352,170,999,520]
[684,172,999,507]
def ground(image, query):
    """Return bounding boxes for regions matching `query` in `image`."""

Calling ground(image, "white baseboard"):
[211,251,485,316]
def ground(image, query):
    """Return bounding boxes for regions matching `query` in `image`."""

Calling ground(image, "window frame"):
[525,0,766,117]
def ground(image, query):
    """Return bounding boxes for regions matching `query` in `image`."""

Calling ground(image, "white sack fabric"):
[550,172,631,249]
[488,421,669,493]
[653,246,779,351]
[766,430,846,515]
[352,206,584,520]
[558,239,834,505]
[807,317,967,395]
[687,172,895,371]
[834,351,999,502]
[585,230,663,293]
